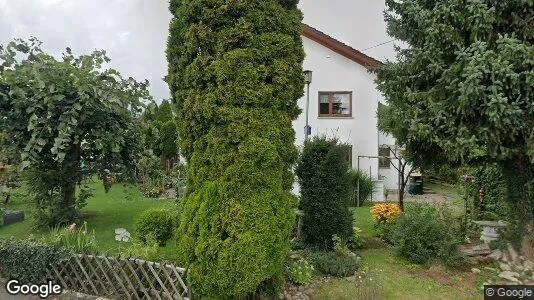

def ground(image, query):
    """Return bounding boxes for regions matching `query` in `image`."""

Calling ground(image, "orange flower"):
[370,203,401,224]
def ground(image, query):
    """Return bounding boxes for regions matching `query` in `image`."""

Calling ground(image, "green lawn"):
[351,204,375,238]
[1,181,486,298]
[315,247,481,300]
[0,179,178,261]
[315,184,483,300]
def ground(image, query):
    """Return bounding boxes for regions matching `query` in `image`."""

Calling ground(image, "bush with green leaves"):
[296,136,353,249]
[348,169,375,207]
[0,237,71,283]
[136,151,166,198]
[391,204,463,267]
[347,227,366,251]
[168,0,304,297]
[120,233,162,262]
[307,251,360,278]
[133,209,175,246]
[285,258,314,286]
[0,205,4,227]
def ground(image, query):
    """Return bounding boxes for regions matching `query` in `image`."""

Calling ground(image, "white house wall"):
[293,37,384,190]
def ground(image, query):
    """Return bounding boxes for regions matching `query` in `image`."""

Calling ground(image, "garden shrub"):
[370,203,401,224]
[285,258,314,286]
[391,204,463,267]
[47,221,97,254]
[371,203,401,243]
[159,120,180,160]
[133,209,175,246]
[308,251,360,277]
[463,164,511,221]
[136,151,166,198]
[295,136,353,249]
[168,0,305,297]
[348,169,375,207]
[347,227,366,251]
[120,233,162,262]
[0,237,71,283]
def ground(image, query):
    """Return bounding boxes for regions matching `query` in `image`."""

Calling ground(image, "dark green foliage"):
[426,165,460,184]
[160,121,179,159]
[136,151,165,198]
[391,205,463,267]
[0,39,149,227]
[0,238,71,283]
[296,136,353,249]
[308,251,360,277]
[140,100,180,160]
[168,0,304,297]
[377,0,534,222]
[348,169,375,207]
[464,164,511,221]
[133,209,175,246]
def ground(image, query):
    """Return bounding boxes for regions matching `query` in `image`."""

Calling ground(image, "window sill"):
[378,167,391,170]
[318,116,354,119]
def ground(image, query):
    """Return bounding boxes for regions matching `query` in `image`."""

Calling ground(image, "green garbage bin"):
[407,173,424,195]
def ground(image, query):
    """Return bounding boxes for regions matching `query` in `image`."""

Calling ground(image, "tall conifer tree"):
[167,0,305,297]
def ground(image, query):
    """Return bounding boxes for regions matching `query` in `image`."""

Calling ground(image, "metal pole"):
[305,82,310,141]
[357,157,360,206]
[369,166,373,202]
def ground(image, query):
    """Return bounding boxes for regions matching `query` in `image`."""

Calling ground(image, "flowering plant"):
[286,258,314,286]
[370,203,401,224]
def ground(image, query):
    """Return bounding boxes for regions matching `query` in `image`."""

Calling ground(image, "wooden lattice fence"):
[46,254,190,300]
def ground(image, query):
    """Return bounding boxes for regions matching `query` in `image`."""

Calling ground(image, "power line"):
[362,39,395,52]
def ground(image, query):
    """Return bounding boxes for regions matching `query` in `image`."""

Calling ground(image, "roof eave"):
[302,24,383,69]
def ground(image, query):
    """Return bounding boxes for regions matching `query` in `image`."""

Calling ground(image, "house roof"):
[302,24,383,69]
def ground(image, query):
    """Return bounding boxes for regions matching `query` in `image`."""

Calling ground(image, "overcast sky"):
[0,0,394,101]
[0,0,172,101]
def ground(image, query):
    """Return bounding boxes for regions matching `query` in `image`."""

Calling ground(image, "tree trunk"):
[399,179,407,212]
[62,143,81,221]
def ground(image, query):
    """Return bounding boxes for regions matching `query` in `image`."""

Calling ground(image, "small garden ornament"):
[103,169,113,193]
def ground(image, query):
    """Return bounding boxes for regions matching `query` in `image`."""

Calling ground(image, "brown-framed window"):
[319,91,352,117]
[378,146,391,168]
[341,145,353,168]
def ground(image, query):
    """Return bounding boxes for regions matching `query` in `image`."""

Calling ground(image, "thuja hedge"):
[0,238,71,284]
[167,0,305,297]
[296,136,353,249]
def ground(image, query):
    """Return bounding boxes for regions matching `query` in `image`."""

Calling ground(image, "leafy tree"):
[0,38,150,227]
[168,0,304,297]
[140,100,179,161]
[377,1,534,222]
[295,136,353,249]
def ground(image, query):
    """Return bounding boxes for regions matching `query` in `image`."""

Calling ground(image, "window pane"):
[332,93,350,115]
[379,147,390,168]
[319,94,330,115]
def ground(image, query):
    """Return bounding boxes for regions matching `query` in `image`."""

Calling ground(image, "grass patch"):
[315,203,481,299]
[351,204,375,238]
[0,179,178,261]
